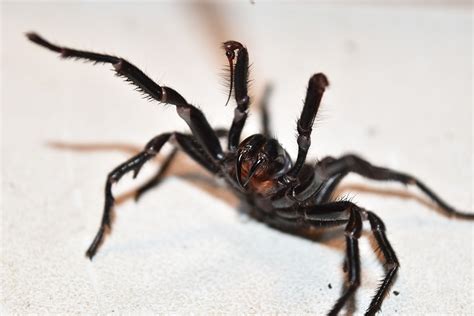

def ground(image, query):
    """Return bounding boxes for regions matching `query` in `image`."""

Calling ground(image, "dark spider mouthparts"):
[26,32,473,316]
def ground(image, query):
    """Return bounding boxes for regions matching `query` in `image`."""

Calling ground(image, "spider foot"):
[85,226,107,260]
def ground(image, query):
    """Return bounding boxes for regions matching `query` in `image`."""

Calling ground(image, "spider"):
[26,33,473,315]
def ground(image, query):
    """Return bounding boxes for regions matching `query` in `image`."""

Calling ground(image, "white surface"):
[2,2,473,315]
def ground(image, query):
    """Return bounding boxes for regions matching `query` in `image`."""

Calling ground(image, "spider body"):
[27,33,473,316]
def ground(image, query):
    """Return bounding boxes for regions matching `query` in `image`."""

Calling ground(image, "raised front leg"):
[26,33,224,161]
[286,73,329,179]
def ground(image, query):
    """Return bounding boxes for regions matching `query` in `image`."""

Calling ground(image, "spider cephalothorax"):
[234,134,292,196]
[27,32,473,316]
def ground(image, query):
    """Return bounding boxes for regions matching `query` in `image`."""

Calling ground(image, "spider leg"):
[275,201,398,316]
[280,201,361,316]
[286,73,329,179]
[327,208,362,316]
[315,174,347,205]
[223,41,250,151]
[86,132,219,260]
[365,211,399,316]
[26,32,224,161]
[134,148,178,202]
[316,154,473,219]
[135,128,228,201]
[86,133,171,260]
[307,205,399,316]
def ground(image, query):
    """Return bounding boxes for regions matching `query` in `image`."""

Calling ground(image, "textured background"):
[2,2,473,315]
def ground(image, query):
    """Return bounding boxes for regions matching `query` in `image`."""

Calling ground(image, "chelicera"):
[27,33,473,315]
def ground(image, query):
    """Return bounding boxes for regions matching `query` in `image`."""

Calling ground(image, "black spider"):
[26,33,473,316]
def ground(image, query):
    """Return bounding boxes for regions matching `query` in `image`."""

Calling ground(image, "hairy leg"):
[26,32,224,161]
[135,129,229,201]
[275,200,398,316]
[134,148,178,202]
[86,132,219,259]
[315,154,473,219]
[285,73,329,179]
